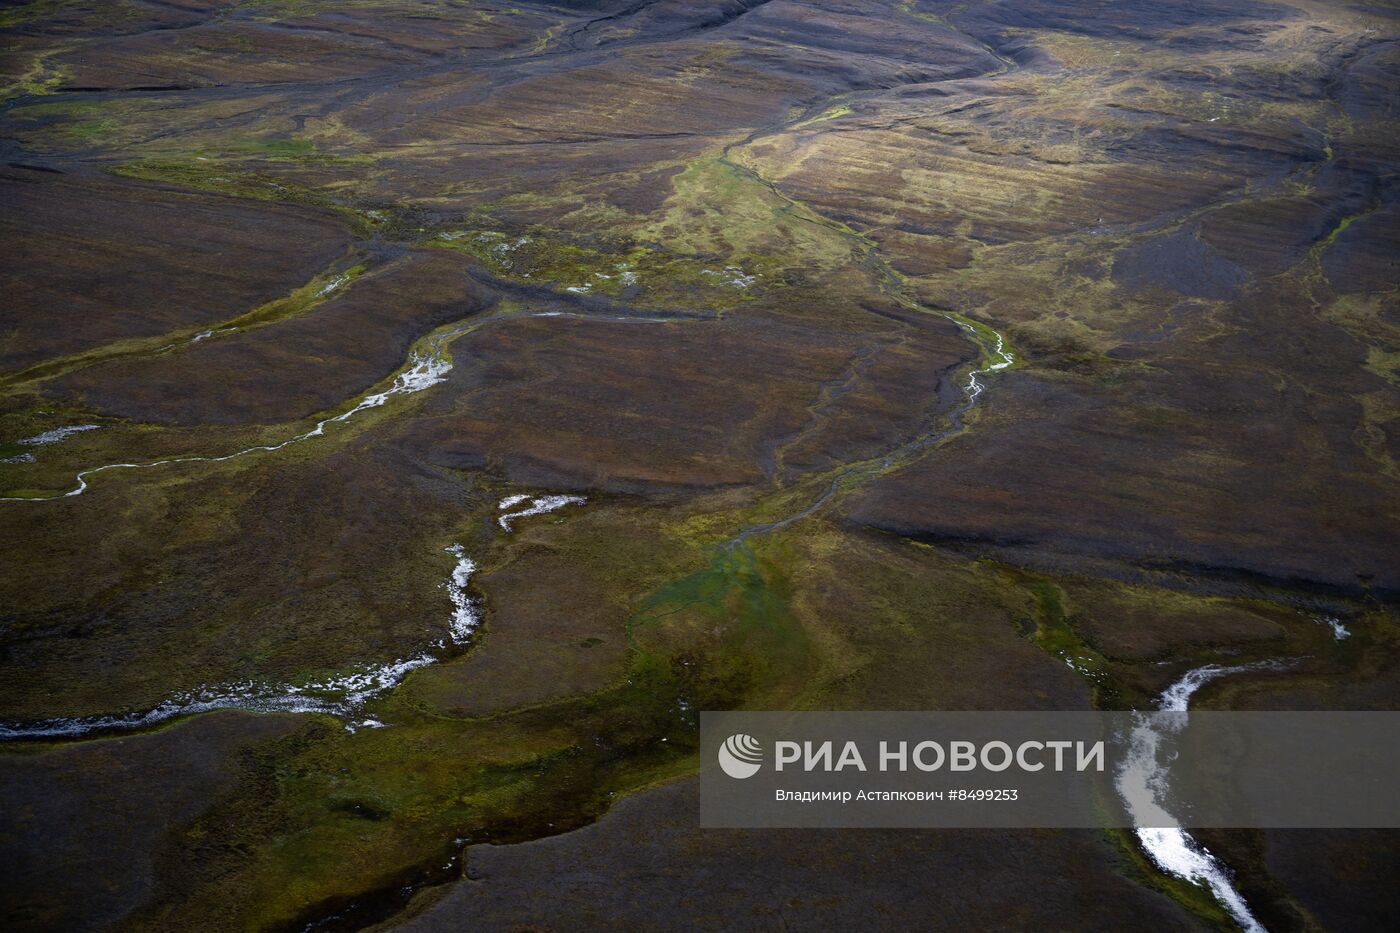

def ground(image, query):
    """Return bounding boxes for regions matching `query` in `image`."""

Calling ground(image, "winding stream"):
[3,527,518,739]
[0,349,451,503]
[0,543,481,740]
[702,92,1016,548]
[0,487,595,742]
[0,88,1020,775]
[0,13,1307,931]
[727,315,1012,546]
[718,95,1283,933]
[1116,662,1284,932]
[0,308,686,739]
[0,641,439,740]
[498,494,587,531]
[444,545,483,644]
[0,308,697,504]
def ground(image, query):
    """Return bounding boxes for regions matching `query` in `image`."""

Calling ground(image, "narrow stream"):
[727,316,1012,546]
[498,494,587,531]
[0,309,681,739]
[1115,662,1283,932]
[1,308,697,504]
[1,483,599,742]
[0,641,440,740]
[0,348,452,503]
[725,120,1290,928]
[0,544,478,740]
[0,103,1020,766]
[2,521,526,740]
[444,545,483,644]
[705,94,1017,548]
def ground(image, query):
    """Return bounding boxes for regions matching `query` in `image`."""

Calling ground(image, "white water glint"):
[0,653,436,741]
[444,545,482,643]
[1,349,451,502]
[16,424,102,446]
[1,424,102,466]
[1116,662,1281,933]
[0,542,483,740]
[498,495,586,531]
[1135,826,1264,933]
[958,324,1014,401]
[3,303,686,504]
[315,274,348,298]
[316,350,451,426]
[1318,616,1350,640]
[189,327,237,344]
[498,494,529,509]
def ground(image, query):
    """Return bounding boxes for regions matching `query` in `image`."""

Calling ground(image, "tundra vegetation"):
[0,1,1397,931]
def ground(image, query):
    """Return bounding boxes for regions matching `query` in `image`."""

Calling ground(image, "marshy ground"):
[1,1,1398,930]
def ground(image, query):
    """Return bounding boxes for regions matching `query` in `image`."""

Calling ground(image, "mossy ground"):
[1,1,1397,930]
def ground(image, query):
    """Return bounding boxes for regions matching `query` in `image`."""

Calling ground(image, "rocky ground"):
[0,1,1396,930]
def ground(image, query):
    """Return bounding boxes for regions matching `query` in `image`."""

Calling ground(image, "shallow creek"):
[1116,662,1284,932]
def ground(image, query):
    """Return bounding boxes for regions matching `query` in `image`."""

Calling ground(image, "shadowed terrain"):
[0,1,1397,931]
